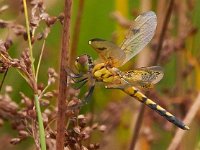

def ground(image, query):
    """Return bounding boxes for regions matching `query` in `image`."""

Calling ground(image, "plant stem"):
[38,83,50,100]
[167,93,200,150]
[36,40,46,82]
[0,69,8,91]
[153,0,175,65]
[56,0,72,149]
[23,1,46,149]
[129,105,145,150]
[22,0,35,76]
[69,0,85,66]
[129,1,175,149]
[34,95,46,150]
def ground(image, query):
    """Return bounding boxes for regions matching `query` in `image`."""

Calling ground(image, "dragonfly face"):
[75,54,93,75]
[72,11,189,130]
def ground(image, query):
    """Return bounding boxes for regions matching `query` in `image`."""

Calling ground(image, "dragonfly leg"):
[81,82,95,105]
[74,77,88,83]
[68,80,96,110]
[73,78,88,90]
[65,67,82,78]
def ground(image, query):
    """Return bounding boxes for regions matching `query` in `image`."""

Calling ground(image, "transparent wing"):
[122,66,163,88]
[88,39,126,67]
[120,11,157,65]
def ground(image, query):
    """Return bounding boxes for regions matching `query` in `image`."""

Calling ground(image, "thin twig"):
[0,69,8,91]
[23,1,46,149]
[56,0,72,149]
[153,0,174,65]
[34,95,46,150]
[129,105,145,150]
[22,0,35,76]
[69,0,85,66]
[38,83,50,100]
[129,1,175,150]
[167,93,200,150]
[36,40,46,82]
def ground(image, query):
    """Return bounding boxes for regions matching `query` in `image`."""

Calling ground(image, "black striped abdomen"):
[123,86,189,130]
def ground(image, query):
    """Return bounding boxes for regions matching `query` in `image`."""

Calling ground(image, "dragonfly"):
[69,11,189,130]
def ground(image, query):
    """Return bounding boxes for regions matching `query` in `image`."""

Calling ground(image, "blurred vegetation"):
[0,0,200,150]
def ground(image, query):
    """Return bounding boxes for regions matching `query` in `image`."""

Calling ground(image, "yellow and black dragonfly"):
[70,11,189,130]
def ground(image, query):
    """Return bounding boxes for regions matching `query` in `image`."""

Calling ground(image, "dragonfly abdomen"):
[123,86,189,130]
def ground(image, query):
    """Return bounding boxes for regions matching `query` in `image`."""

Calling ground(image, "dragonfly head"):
[75,54,93,74]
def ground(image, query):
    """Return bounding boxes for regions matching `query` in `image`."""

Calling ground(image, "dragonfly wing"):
[89,39,126,67]
[122,66,164,87]
[120,11,157,65]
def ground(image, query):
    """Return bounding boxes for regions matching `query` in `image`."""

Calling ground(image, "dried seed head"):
[92,123,98,130]
[67,99,81,108]
[5,86,13,93]
[10,138,21,145]
[0,5,9,13]
[27,109,36,119]
[10,24,26,36]
[78,115,85,120]
[0,119,4,126]
[48,68,57,85]
[68,88,80,97]
[46,16,57,27]
[20,92,33,108]
[4,38,13,50]
[58,13,64,25]
[73,126,81,135]
[44,109,51,116]
[40,99,50,106]
[19,130,29,138]
[36,32,44,41]
[0,19,9,28]
[48,132,56,139]
[43,92,53,98]
[11,59,21,68]
[42,113,49,124]
[88,143,100,149]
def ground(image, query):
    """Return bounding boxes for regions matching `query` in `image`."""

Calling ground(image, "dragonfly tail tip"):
[184,125,190,130]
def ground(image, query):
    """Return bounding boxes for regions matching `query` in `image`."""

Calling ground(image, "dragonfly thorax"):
[92,63,122,83]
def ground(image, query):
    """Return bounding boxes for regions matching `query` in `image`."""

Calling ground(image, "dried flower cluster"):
[0,0,105,149]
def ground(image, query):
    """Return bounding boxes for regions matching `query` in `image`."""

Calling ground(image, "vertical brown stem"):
[167,93,200,150]
[175,0,187,96]
[0,69,8,91]
[153,0,174,65]
[69,0,85,66]
[129,1,175,150]
[56,0,72,150]
[129,105,145,150]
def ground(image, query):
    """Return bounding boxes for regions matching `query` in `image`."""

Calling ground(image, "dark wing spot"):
[133,28,140,34]
[98,47,107,50]
[89,38,106,42]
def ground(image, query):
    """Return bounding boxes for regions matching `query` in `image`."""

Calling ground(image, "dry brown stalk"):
[56,0,72,149]
[69,0,85,66]
[167,93,200,150]
[129,0,174,149]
